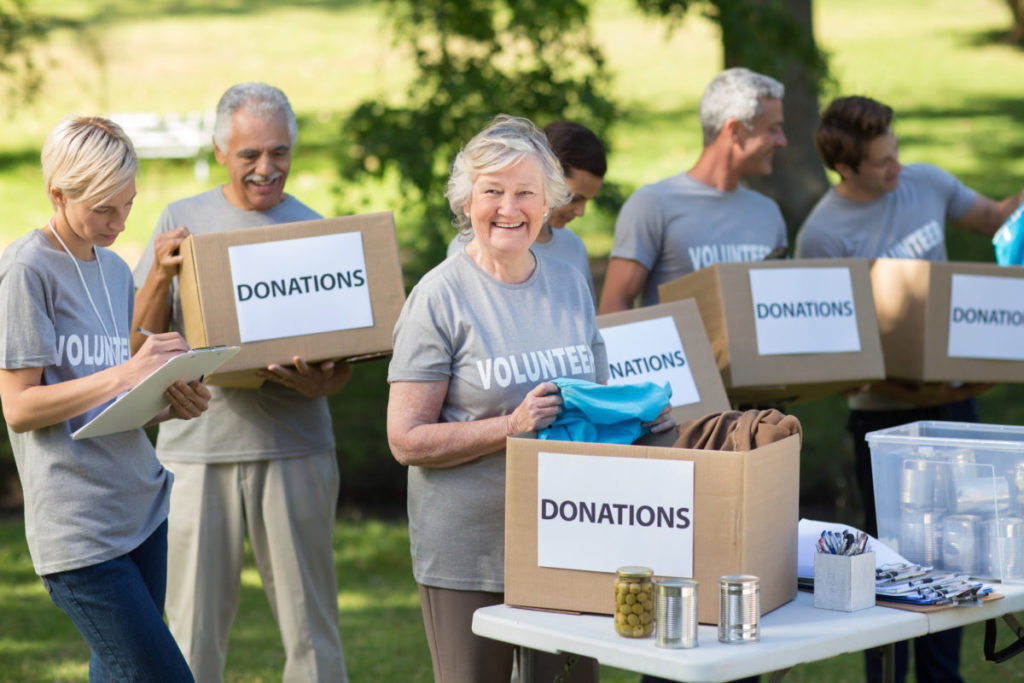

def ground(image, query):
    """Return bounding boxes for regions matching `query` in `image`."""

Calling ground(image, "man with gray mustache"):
[132,82,351,682]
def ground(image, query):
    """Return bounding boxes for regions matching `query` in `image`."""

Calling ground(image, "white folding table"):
[472,583,1024,683]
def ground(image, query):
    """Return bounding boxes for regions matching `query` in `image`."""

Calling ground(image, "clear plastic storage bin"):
[866,421,1024,581]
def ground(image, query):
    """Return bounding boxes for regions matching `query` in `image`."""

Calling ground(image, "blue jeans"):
[41,520,194,682]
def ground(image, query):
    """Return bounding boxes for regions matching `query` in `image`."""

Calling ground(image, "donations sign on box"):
[228,231,373,343]
[749,267,861,355]
[178,212,405,387]
[870,258,1024,382]
[596,299,729,423]
[537,451,695,578]
[947,273,1024,361]
[657,259,885,404]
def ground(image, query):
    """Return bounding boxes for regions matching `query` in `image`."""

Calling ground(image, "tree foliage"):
[634,0,829,91]
[337,0,615,285]
[0,0,43,110]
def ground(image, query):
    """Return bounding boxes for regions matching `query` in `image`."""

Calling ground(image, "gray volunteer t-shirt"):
[611,172,787,306]
[448,226,596,302]
[795,163,977,411]
[389,249,608,592]
[795,163,976,261]
[0,230,171,575]
[133,187,334,463]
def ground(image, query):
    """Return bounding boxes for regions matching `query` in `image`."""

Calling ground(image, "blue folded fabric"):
[537,377,672,444]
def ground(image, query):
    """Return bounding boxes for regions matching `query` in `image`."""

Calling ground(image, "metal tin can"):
[655,579,698,649]
[981,516,1024,579]
[941,514,981,573]
[718,575,759,644]
[614,566,654,638]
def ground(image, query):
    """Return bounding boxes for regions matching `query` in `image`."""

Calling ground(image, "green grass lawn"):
[1,515,1023,681]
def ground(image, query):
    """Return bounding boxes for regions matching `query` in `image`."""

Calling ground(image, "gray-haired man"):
[132,82,350,682]
[600,67,789,313]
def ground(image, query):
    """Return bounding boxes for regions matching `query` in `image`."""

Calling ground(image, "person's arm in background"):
[954,187,1024,237]
[131,226,190,353]
[598,258,648,314]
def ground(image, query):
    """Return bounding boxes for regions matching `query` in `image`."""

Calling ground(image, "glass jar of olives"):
[614,566,654,638]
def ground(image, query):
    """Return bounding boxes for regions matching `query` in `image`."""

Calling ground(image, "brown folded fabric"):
[673,408,802,451]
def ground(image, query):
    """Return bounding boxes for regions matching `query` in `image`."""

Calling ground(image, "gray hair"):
[446,114,570,236]
[699,68,784,146]
[212,82,298,152]
[42,116,138,206]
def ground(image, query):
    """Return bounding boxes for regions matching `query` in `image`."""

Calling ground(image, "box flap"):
[178,235,210,349]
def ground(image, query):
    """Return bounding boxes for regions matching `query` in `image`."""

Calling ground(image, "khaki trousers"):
[418,584,599,683]
[163,453,347,683]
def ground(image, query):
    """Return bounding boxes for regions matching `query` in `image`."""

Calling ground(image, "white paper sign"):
[749,267,861,355]
[228,232,374,343]
[599,316,700,407]
[537,451,694,577]
[947,274,1024,360]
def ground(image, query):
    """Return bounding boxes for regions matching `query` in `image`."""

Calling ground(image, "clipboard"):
[72,346,240,440]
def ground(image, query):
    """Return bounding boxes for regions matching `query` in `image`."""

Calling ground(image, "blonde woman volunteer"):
[388,115,673,683]
[0,116,209,681]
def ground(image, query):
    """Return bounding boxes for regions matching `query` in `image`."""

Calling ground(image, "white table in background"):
[472,583,1024,683]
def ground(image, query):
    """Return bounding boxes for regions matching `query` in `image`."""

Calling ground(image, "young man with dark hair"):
[796,94,1024,683]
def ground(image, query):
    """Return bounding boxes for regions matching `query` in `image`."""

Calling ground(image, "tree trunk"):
[1008,0,1024,45]
[733,0,830,245]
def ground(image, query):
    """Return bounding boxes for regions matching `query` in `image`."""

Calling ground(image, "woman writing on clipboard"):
[0,116,210,680]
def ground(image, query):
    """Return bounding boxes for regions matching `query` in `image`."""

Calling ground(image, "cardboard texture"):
[657,259,885,405]
[596,299,731,424]
[504,432,800,625]
[870,258,1024,382]
[178,212,405,387]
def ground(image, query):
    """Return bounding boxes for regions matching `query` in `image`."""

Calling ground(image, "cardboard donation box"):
[504,433,800,625]
[870,258,1024,383]
[597,299,730,424]
[178,212,405,387]
[657,259,885,404]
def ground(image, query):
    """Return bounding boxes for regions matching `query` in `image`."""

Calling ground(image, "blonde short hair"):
[42,116,138,206]
[446,114,570,236]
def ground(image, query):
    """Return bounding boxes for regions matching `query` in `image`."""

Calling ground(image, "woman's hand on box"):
[259,357,353,397]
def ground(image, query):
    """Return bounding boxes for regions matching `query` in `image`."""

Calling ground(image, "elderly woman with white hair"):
[0,116,210,680]
[387,115,641,682]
